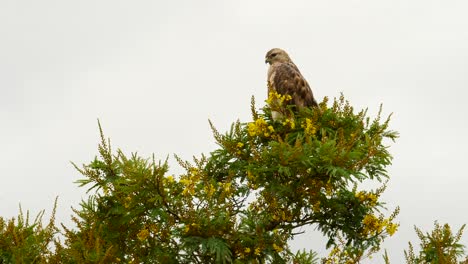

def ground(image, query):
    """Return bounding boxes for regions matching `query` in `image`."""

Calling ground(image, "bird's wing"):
[271,63,317,108]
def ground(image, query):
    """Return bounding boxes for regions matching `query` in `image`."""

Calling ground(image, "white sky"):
[1,0,468,261]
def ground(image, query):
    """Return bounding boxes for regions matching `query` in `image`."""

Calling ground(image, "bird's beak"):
[265,59,269,64]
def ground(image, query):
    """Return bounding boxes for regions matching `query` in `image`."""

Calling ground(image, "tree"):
[0,199,57,263]
[405,221,468,264]
[1,93,400,263]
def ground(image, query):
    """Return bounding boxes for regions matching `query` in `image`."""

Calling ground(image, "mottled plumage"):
[265,48,317,114]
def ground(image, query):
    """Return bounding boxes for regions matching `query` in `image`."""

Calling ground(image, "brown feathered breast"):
[268,61,318,108]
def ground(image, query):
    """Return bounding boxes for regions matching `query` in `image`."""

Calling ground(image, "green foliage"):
[0,94,403,263]
[0,198,57,264]
[293,250,319,264]
[405,221,468,264]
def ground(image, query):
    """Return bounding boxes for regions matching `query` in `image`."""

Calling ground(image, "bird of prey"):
[265,48,317,119]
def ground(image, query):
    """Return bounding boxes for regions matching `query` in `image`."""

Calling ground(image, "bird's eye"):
[271,53,277,57]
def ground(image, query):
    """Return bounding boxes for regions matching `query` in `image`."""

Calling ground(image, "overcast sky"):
[1,0,468,261]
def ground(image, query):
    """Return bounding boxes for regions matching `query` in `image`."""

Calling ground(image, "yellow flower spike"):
[272,243,283,252]
[302,118,317,136]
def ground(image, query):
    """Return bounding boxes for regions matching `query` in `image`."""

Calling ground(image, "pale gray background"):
[1,0,468,262]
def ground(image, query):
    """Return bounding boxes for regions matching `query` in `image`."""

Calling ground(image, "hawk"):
[265,48,317,119]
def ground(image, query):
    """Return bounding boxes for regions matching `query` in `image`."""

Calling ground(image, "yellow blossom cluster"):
[361,214,398,237]
[355,191,378,206]
[266,91,292,106]
[272,243,283,252]
[239,246,262,258]
[180,168,200,196]
[204,183,215,197]
[301,118,317,136]
[386,222,399,236]
[247,118,275,137]
[282,118,295,129]
[222,182,232,194]
[236,142,244,155]
[165,175,175,184]
[255,247,261,255]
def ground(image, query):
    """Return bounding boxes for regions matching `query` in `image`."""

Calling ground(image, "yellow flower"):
[166,175,174,183]
[362,214,377,226]
[248,118,268,137]
[282,118,295,129]
[386,222,398,236]
[355,191,378,206]
[272,243,282,252]
[180,178,191,186]
[244,247,251,253]
[189,167,199,175]
[205,183,215,197]
[182,185,194,196]
[255,247,261,256]
[223,182,232,193]
[302,118,317,136]
[236,142,244,154]
[267,91,292,105]
[137,228,149,241]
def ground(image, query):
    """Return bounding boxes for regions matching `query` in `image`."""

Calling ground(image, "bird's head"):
[265,48,292,65]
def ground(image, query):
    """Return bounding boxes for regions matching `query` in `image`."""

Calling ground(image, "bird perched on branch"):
[265,48,318,120]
